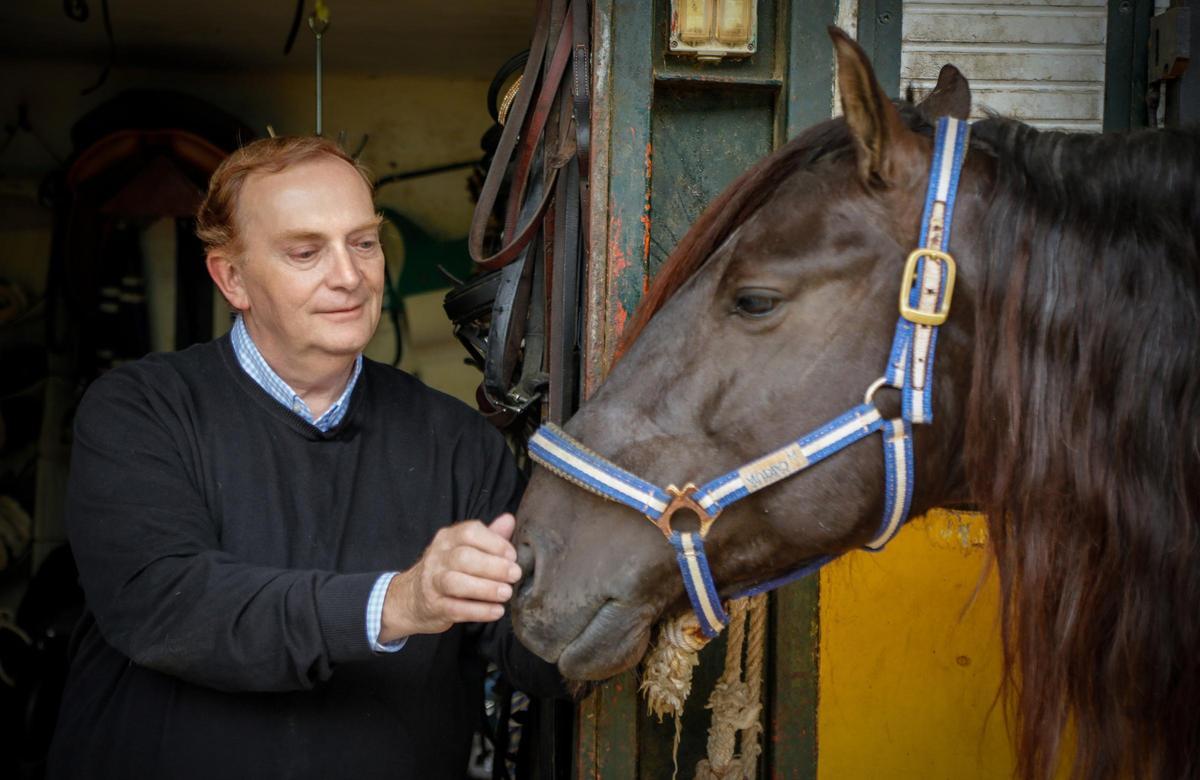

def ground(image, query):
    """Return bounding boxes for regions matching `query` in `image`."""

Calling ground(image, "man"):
[48,136,562,778]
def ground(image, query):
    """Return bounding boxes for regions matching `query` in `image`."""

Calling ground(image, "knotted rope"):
[642,610,710,720]
[641,594,768,780]
[695,594,767,779]
[641,608,709,778]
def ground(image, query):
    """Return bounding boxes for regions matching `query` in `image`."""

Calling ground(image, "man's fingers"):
[440,599,506,624]
[447,519,517,562]
[446,546,521,584]
[488,513,516,543]
[411,517,524,631]
[438,570,516,603]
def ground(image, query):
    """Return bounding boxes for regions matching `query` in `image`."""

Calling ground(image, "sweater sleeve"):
[66,370,381,693]
[464,419,568,700]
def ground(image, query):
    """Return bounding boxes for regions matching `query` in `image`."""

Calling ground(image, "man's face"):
[224,156,385,364]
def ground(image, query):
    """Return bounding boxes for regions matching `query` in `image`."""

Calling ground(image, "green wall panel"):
[647,84,775,277]
[582,0,838,775]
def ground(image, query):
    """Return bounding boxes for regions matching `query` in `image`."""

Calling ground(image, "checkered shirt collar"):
[230,315,362,432]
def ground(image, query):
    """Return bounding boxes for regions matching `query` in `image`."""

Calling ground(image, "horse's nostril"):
[516,541,536,597]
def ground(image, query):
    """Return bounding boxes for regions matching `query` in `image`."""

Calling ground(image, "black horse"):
[512,29,1200,780]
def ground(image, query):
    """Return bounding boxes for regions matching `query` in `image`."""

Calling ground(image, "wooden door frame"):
[575,1,845,776]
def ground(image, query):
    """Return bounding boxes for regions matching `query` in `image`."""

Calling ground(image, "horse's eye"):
[733,290,781,318]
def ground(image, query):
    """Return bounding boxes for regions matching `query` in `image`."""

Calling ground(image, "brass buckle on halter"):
[899,248,957,326]
[650,483,718,539]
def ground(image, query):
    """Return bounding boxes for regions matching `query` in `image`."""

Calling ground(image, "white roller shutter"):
[902,0,1108,132]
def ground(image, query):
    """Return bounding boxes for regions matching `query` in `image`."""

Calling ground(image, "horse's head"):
[512,30,988,681]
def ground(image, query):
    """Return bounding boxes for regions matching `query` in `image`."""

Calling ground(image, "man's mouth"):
[320,304,363,316]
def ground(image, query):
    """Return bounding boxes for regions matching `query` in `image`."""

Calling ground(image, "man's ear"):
[829,26,915,185]
[207,251,249,312]
[917,64,971,122]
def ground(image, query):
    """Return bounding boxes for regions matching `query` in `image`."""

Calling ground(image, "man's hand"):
[379,513,522,642]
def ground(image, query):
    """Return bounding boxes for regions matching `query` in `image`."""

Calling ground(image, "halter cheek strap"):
[528,118,970,639]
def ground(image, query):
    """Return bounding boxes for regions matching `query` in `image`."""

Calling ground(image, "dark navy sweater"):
[48,335,561,779]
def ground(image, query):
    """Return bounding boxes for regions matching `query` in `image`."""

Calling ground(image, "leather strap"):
[548,155,582,423]
[466,0,550,270]
[547,0,589,423]
[571,0,591,223]
[484,154,546,408]
[471,1,577,271]
[443,268,503,368]
[513,240,550,410]
[455,0,590,426]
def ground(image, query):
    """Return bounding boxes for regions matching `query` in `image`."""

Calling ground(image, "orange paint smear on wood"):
[641,141,653,268]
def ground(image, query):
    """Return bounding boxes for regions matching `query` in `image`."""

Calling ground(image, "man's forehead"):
[237,156,375,235]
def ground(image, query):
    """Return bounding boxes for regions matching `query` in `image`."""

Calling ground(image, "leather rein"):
[528,118,971,638]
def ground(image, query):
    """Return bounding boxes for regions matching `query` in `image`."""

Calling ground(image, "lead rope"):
[740,593,768,775]
[697,594,767,780]
[642,594,768,780]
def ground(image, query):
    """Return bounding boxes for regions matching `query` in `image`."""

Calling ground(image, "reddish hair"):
[196,135,373,253]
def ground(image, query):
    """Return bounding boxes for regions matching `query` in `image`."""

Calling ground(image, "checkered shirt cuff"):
[366,572,406,653]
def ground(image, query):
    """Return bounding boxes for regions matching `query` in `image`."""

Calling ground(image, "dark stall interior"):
[0,2,540,775]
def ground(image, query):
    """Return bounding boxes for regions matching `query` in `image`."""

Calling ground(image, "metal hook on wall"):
[275,0,368,157]
[308,0,331,136]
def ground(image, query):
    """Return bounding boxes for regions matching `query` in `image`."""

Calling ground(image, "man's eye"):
[734,291,781,318]
[356,240,378,251]
[291,248,319,261]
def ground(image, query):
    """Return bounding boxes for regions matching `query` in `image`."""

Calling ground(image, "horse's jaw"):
[513,594,660,681]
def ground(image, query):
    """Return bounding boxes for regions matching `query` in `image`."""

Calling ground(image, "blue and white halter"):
[529,117,970,638]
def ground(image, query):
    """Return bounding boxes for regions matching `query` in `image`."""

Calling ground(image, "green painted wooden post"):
[786,0,839,136]
[580,1,839,775]
[599,0,656,373]
[856,0,904,98]
[576,3,652,778]
[769,5,839,776]
[1103,0,1155,131]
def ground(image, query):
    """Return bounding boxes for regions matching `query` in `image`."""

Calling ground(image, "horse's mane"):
[964,119,1200,780]
[621,108,1200,778]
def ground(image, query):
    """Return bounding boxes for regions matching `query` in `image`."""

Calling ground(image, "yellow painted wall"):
[818,510,1016,778]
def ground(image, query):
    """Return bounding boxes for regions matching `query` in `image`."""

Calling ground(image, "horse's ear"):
[917,64,971,121]
[828,26,913,185]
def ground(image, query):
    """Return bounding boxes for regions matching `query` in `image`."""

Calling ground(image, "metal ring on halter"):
[650,484,719,539]
[864,376,889,406]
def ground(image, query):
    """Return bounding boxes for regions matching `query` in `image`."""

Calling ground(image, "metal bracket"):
[1150,4,1191,84]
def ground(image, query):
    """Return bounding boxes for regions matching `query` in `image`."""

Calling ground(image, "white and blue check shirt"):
[231,315,403,653]
[230,315,363,432]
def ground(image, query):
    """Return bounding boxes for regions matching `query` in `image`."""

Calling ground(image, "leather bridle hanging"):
[449,0,591,425]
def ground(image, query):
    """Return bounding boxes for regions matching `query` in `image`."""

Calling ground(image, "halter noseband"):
[529,117,970,638]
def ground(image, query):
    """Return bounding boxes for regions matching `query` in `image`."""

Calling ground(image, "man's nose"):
[326,245,362,290]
